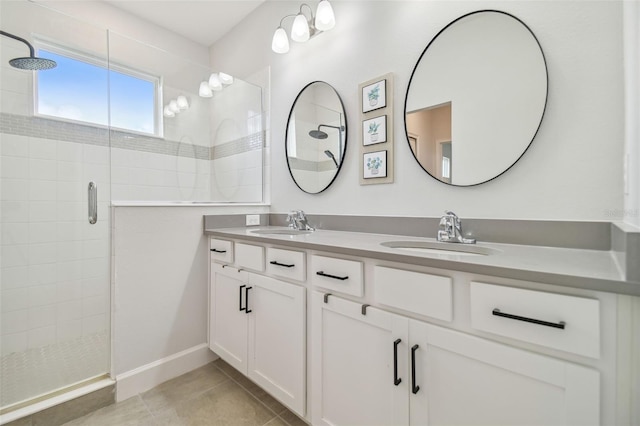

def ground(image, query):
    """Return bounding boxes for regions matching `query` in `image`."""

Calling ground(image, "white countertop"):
[205,226,640,296]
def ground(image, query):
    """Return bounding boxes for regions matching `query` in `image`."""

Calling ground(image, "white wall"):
[624,1,640,227]
[211,0,625,220]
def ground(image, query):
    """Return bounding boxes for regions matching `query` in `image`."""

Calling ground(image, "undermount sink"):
[251,229,313,236]
[381,241,499,256]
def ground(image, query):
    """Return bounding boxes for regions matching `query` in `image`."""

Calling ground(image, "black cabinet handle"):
[270,261,294,268]
[492,309,566,329]
[393,339,402,386]
[411,344,420,394]
[239,285,246,312]
[210,248,227,253]
[245,286,252,314]
[316,271,349,281]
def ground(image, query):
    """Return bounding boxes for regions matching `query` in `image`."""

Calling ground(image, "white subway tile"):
[0,287,29,313]
[83,145,109,165]
[1,332,27,356]
[82,295,106,316]
[82,277,108,298]
[56,300,83,323]
[28,284,57,307]
[1,266,28,290]
[27,325,56,349]
[56,320,82,342]
[29,180,57,201]
[28,242,58,265]
[1,178,28,201]
[29,138,57,160]
[29,159,57,180]
[1,156,29,179]
[57,280,83,303]
[57,222,83,241]
[29,222,58,244]
[82,220,108,240]
[57,141,83,162]
[82,239,109,259]
[82,314,107,335]
[28,263,57,285]
[1,245,28,268]
[57,161,82,182]
[28,201,56,222]
[57,181,83,201]
[56,260,83,282]
[1,309,28,334]
[1,201,28,223]
[56,241,83,262]
[1,135,29,157]
[2,222,29,245]
[0,90,30,116]
[56,201,84,222]
[28,305,56,329]
[82,258,108,279]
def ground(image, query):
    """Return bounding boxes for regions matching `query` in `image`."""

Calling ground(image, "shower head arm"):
[317,124,345,131]
[0,30,35,58]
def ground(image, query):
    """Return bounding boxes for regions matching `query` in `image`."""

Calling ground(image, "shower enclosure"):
[1,0,263,418]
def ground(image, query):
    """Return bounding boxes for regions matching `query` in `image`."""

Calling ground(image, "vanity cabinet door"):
[312,291,409,426]
[247,273,306,417]
[408,320,600,426]
[209,263,249,374]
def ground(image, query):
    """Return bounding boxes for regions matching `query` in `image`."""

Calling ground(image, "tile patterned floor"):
[61,359,307,426]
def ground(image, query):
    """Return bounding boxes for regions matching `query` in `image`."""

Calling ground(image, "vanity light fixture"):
[198,72,235,97]
[271,0,336,54]
[164,95,190,118]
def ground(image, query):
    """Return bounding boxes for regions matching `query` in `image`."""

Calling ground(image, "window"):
[36,44,161,136]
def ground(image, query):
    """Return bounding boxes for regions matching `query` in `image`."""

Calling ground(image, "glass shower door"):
[0,1,111,411]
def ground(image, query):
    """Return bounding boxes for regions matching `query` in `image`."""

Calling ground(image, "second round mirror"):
[286,81,347,193]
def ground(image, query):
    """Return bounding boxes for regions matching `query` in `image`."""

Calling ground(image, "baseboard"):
[115,343,217,402]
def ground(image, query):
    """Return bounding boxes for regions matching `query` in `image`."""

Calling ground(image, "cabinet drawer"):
[210,238,233,263]
[311,255,363,297]
[374,266,452,321]
[235,243,265,272]
[470,282,600,358]
[266,248,306,282]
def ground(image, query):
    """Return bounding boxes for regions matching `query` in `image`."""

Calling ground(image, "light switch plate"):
[246,214,260,226]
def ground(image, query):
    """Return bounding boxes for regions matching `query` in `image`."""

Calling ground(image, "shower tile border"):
[0,112,263,161]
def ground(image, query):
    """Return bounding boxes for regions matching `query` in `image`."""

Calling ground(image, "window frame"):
[34,40,164,138]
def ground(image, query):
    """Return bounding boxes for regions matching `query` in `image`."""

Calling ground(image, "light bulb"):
[163,106,175,117]
[315,0,335,31]
[271,27,289,53]
[291,13,310,42]
[219,72,234,85]
[176,95,189,110]
[169,100,180,113]
[199,81,212,98]
[208,73,222,91]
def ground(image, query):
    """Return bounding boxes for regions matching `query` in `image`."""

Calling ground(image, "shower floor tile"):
[0,331,109,409]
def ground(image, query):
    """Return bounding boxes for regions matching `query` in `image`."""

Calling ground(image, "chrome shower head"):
[324,150,338,167]
[1,30,57,70]
[309,129,328,139]
[9,56,57,70]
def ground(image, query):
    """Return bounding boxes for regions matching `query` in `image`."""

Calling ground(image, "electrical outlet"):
[246,214,260,226]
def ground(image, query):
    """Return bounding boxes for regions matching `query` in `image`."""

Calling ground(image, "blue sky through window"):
[38,49,158,135]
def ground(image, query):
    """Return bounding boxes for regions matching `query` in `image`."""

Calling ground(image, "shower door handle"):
[88,182,97,224]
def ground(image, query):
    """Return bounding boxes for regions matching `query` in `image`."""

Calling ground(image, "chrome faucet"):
[286,210,315,231]
[437,211,475,244]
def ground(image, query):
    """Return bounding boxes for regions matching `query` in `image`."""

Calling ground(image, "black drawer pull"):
[210,248,227,253]
[411,344,420,394]
[245,286,252,314]
[492,309,566,329]
[316,271,349,281]
[239,285,246,312]
[270,261,294,268]
[393,339,402,386]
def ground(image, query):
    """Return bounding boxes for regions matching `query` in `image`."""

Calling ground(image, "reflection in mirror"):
[405,10,547,186]
[286,81,347,193]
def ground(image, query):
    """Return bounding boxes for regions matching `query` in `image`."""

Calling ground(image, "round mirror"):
[405,10,547,186]
[286,81,347,194]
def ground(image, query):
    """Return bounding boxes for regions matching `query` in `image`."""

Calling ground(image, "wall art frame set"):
[359,73,394,184]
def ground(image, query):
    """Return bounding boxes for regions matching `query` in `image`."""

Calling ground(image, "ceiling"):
[103,0,266,47]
